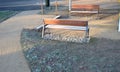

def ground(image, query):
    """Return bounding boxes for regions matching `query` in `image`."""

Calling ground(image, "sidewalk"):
[0,10,41,72]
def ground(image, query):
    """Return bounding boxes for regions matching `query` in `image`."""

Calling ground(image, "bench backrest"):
[72,4,99,10]
[44,19,88,27]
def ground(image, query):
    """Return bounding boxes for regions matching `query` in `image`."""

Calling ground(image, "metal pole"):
[69,0,71,11]
[41,0,45,38]
[41,0,43,15]
[55,0,58,15]
[118,0,120,32]
[118,13,120,32]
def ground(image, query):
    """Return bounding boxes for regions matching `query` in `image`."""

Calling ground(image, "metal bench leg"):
[85,28,89,38]
[96,12,100,20]
[87,28,89,37]
[42,25,45,38]
[69,11,71,18]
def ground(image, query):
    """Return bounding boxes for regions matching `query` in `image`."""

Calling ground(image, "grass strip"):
[0,10,19,23]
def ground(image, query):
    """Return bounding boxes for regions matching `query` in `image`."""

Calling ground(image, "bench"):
[70,4,99,18]
[71,4,99,13]
[42,19,89,39]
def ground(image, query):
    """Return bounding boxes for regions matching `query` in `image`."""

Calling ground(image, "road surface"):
[0,0,56,10]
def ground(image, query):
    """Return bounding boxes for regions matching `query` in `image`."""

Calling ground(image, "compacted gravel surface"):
[21,29,120,72]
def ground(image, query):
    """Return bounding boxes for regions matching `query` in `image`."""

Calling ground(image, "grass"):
[0,10,18,23]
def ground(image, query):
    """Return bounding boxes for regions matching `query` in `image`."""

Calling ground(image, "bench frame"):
[42,19,89,39]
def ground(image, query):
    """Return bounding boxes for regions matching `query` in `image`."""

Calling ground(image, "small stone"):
[47,66,52,71]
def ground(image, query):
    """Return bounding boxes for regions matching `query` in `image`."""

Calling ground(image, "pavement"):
[0,10,41,72]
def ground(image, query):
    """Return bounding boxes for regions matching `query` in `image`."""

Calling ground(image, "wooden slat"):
[72,4,99,10]
[44,19,88,26]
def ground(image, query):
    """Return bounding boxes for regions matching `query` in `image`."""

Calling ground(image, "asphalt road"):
[0,0,56,11]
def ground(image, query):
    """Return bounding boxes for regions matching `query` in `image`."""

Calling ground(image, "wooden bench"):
[70,4,100,19]
[71,4,99,14]
[42,19,89,38]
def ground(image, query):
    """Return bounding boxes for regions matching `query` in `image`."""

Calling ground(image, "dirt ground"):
[21,29,120,72]
[38,0,120,40]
